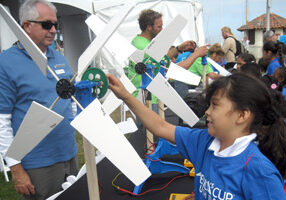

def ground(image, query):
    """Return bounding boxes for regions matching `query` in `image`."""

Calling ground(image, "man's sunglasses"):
[28,20,58,30]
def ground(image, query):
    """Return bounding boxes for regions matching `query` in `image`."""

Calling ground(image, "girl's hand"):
[107,74,130,100]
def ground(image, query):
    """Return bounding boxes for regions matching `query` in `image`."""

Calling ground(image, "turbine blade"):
[70,99,151,186]
[145,15,187,62]
[207,57,230,76]
[117,118,138,134]
[129,14,187,63]
[166,62,201,86]
[6,101,63,161]
[77,3,136,81]
[86,14,136,65]
[147,73,199,127]
[102,74,136,115]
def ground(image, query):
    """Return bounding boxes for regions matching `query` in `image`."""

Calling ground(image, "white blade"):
[77,3,136,81]
[166,62,201,86]
[206,57,230,76]
[145,15,187,61]
[102,74,136,115]
[129,49,145,64]
[6,101,63,161]
[117,118,138,134]
[130,15,187,63]
[85,14,136,65]
[0,4,47,76]
[147,73,199,127]
[70,99,151,186]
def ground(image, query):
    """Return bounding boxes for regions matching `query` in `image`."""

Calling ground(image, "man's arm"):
[167,40,196,59]
[0,114,35,196]
[177,45,208,70]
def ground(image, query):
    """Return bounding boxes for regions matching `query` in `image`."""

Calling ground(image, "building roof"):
[237,13,286,31]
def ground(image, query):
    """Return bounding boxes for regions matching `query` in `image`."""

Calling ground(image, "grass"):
[0,107,126,199]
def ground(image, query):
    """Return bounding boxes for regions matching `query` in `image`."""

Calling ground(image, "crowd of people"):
[124,8,286,200]
[1,1,286,199]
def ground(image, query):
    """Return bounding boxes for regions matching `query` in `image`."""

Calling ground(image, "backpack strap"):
[226,36,236,55]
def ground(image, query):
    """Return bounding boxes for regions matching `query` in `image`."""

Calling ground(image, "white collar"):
[208,133,257,157]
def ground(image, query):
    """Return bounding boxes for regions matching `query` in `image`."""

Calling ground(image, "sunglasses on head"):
[28,20,58,30]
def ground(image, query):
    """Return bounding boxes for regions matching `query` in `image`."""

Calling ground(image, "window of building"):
[248,30,255,45]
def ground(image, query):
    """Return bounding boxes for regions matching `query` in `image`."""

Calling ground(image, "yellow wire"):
[112,173,122,189]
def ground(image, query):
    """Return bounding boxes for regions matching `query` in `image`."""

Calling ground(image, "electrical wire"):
[112,173,189,196]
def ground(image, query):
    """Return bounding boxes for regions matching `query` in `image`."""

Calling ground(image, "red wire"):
[98,181,103,195]
[114,174,189,196]
[145,156,161,162]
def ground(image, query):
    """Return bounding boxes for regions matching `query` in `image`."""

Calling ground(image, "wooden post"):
[146,99,154,154]
[82,138,100,200]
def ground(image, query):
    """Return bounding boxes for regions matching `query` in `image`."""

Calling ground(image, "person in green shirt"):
[128,9,208,99]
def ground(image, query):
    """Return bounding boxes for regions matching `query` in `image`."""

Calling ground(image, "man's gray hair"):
[263,30,274,42]
[19,0,57,25]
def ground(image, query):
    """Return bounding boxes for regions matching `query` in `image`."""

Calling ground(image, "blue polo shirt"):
[0,44,77,169]
[266,56,281,75]
[175,126,285,199]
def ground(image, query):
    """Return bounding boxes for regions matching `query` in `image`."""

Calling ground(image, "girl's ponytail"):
[257,89,286,178]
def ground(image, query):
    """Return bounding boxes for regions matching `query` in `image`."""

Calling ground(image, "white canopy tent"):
[49,0,205,73]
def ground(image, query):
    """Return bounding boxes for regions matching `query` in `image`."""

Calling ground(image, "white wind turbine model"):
[88,14,202,126]
[0,3,151,200]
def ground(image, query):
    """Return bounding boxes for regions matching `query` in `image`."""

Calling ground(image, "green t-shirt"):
[128,35,158,104]
[188,57,213,80]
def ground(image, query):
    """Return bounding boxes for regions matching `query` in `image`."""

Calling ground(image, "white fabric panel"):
[49,0,94,14]
[61,15,90,74]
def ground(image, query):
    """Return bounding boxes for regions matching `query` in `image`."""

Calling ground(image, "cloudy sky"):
[199,0,286,44]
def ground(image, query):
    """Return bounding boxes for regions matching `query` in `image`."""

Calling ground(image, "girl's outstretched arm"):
[107,74,176,143]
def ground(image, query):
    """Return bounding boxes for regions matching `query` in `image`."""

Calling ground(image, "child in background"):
[263,41,285,75]
[107,73,286,199]
[236,53,256,71]
[274,66,286,99]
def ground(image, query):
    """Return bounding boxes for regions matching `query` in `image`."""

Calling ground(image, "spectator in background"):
[236,53,256,71]
[240,63,261,79]
[221,26,236,69]
[208,43,225,74]
[242,36,250,52]
[263,30,279,43]
[263,41,285,75]
[258,57,270,74]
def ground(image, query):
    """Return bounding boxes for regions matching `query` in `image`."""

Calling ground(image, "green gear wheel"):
[81,68,109,99]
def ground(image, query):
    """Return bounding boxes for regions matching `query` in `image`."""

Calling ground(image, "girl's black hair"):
[237,53,256,64]
[263,41,285,68]
[240,63,261,79]
[205,73,286,178]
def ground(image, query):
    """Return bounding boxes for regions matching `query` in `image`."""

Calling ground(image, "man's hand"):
[177,40,196,52]
[10,164,35,196]
[193,45,209,57]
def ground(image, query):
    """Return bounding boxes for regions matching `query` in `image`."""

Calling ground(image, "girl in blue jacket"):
[108,73,286,199]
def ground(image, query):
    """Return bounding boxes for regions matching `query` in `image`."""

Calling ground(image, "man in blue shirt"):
[0,1,78,199]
